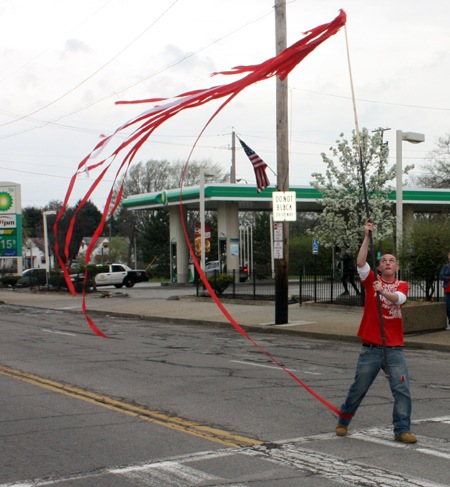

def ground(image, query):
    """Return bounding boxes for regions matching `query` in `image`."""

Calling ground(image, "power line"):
[0,0,181,129]
[291,87,450,112]
[0,0,115,85]
[0,5,274,140]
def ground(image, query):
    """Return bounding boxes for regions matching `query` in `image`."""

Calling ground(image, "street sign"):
[272,191,296,221]
[274,222,283,241]
[273,222,283,259]
[312,239,319,255]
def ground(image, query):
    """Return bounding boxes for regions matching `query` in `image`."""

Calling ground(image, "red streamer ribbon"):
[55,9,352,418]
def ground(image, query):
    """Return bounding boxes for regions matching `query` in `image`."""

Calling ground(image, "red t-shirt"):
[358,269,409,346]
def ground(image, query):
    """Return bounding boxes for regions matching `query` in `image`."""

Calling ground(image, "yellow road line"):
[0,365,262,448]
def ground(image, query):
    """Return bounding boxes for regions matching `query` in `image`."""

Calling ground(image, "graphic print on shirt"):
[375,280,402,320]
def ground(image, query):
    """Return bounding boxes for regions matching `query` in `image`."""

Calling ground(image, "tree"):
[398,216,450,300]
[289,213,321,239]
[47,199,102,267]
[253,212,271,276]
[139,210,170,278]
[107,236,129,263]
[22,206,43,238]
[290,235,332,275]
[309,128,413,255]
[414,132,450,188]
[113,158,228,271]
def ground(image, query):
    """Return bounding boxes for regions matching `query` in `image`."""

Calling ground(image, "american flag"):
[238,138,270,193]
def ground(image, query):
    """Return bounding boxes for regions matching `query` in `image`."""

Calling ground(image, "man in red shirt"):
[336,219,417,443]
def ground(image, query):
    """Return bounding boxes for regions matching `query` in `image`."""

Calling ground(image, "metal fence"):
[196,269,445,307]
[196,270,277,301]
[298,270,444,306]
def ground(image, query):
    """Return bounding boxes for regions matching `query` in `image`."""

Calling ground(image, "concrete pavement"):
[1,285,450,352]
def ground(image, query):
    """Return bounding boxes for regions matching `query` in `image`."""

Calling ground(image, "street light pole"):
[231,130,236,183]
[199,168,217,271]
[43,210,56,290]
[396,131,425,249]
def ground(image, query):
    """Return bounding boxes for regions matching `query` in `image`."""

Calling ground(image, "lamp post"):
[199,168,217,271]
[43,210,56,289]
[395,131,425,249]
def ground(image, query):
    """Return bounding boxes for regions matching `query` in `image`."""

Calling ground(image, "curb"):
[178,295,275,306]
[2,302,450,352]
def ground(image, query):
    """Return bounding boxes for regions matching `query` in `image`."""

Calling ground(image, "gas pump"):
[219,237,227,273]
[170,241,177,282]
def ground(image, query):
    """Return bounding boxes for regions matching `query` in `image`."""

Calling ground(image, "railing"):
[299,270,443,306]
[196,268,444,307]
[196,269,276,301]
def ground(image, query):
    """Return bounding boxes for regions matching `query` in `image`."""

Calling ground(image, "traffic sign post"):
[312,239,319,300]
[312,239,319,255]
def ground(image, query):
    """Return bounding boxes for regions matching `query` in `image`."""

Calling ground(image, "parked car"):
[239,264,249,282]
[17,268,65,288]
[22,268,44,277]
[203,261,248,282]
[16,268,46,287]
[94,263,149,288]
[204,261,220,277]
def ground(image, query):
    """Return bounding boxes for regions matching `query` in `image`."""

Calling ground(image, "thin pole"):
[246,226,250,268]
[250,225,253,277]
[275,0,289,324]
[344,26,361,150]
[270,213,274,278]
[345,25,390,377]
[200,168,206,271]
[231,130,236,183]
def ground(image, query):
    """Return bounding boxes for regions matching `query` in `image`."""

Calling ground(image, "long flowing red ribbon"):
[55,9,352,418]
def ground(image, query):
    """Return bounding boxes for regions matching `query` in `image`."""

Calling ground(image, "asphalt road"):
[1,304,450,486]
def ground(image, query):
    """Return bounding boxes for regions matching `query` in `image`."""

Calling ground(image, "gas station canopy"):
[122,184,450,213]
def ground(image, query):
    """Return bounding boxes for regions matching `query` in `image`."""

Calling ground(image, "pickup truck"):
[94,264,149,288]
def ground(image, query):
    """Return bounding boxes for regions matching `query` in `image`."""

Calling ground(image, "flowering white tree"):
[309,128,413,255]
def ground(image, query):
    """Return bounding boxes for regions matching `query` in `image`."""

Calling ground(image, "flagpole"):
[231,129,236,183]
[345,25,390,377]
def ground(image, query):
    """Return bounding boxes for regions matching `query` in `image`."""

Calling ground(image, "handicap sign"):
[312,239,319,255]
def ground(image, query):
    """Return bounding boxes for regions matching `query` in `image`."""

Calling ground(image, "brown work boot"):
[336,422,348,437]
[395,432,417,443]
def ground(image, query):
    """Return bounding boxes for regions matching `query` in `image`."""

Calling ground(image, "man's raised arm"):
[356,219,373,268]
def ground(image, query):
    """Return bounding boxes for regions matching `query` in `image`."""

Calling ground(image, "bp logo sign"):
[0,192,13,212]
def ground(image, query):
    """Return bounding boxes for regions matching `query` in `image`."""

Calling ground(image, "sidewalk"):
[1,287,450,352]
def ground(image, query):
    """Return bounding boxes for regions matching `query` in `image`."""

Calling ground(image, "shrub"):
[201,274,234,294]
[1,275,22,288]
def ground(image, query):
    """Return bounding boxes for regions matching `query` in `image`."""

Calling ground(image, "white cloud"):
[61,38,92,57]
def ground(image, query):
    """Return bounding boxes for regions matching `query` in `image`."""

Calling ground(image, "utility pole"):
[230,130,236,183]
[275,0,289,324]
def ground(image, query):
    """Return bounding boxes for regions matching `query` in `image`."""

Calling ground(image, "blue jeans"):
[339,345,412,436]
[445,292,450,324]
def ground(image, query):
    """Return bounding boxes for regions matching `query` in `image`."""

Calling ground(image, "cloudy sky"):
[0,0,448,210]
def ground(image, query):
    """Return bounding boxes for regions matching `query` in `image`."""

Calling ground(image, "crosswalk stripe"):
[3,416,450,487]
[112,461,247,487]
[248,444,447,487]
